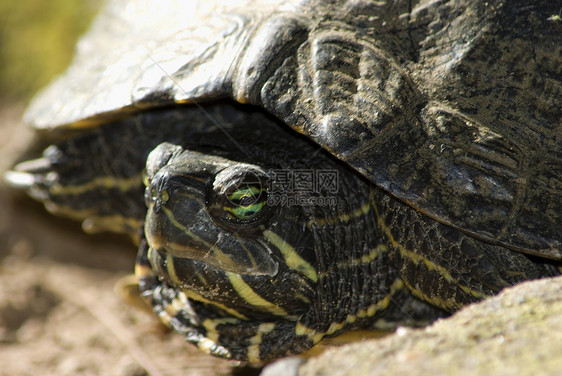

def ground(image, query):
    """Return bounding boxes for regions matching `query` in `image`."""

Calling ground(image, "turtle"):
[6,0,561,363]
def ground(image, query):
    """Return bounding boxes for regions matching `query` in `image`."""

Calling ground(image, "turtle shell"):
[25,0,562,258]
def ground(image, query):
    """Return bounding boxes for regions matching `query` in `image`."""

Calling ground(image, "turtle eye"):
[225,185,267,220]
[210,165,273,229]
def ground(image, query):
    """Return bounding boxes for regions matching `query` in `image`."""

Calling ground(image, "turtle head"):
[142,142,317,321]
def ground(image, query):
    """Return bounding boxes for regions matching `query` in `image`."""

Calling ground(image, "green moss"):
[0,0,100,102]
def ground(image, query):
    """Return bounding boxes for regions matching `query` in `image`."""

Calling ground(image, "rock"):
[261,357,304,376]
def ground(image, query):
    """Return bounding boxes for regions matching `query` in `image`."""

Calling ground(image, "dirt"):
[0,104,259,376]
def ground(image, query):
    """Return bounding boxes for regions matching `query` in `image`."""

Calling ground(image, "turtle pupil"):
[226,185,267,220]
[238,195,257,206]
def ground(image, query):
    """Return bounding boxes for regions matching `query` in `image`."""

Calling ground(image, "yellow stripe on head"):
[263,230,318,282]
[181,289,248,320]
[226,272,288,317]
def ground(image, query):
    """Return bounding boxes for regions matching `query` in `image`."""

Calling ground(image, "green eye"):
[226,185,267,220]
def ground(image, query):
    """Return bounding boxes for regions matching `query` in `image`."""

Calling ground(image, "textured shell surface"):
[25,0,562,258]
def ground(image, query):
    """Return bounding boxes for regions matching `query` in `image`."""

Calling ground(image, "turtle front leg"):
[5,120,154,238]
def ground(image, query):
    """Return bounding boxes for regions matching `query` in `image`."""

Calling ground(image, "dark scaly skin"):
[15,103,560,361]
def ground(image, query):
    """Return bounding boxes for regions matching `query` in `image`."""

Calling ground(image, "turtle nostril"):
[150,187,158,202]
[160,189,170,204]
[145,185,170,208]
